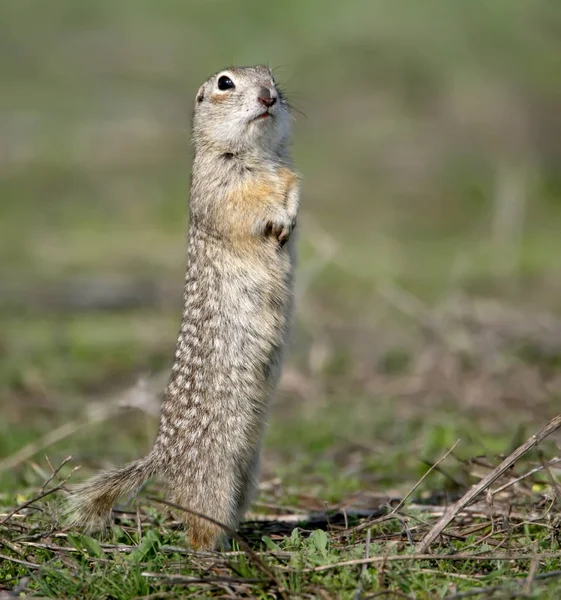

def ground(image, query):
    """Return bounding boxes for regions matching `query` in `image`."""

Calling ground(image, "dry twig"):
[392,440,460,514]
[295,551,561,574]
[147,496,288,599]
[416,414,561,553]
[1,466,79,526]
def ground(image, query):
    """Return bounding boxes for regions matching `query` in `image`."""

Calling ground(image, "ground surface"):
[1,1,561,598]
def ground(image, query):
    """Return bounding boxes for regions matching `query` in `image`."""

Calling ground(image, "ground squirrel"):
[66,65,300,550]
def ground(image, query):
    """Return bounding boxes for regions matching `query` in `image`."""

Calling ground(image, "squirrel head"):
[192,65,291,157]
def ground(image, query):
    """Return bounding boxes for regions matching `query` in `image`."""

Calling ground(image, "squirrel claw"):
[264,216,296,247]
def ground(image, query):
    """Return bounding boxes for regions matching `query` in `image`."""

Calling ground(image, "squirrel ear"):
[196,84,205,103]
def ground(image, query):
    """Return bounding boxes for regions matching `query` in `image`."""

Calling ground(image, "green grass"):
[2,396,561,598]
[2,442,561,599]
[2,0,561,597]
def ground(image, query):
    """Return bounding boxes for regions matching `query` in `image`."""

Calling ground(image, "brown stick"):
[416,414,561,553]
[146,496,288,599]
[293,551,561,574]
[0,551,41,570]
[392,439,460,514]
[1,466,79,525]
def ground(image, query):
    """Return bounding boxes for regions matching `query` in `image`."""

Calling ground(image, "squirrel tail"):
[65,452,159,531]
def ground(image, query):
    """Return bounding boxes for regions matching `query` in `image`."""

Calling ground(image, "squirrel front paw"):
[263,215,297,247]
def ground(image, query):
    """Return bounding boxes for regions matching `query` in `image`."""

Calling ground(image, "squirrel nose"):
[258,86,277,107]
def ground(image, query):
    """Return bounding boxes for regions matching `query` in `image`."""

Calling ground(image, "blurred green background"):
[1,0,560,491]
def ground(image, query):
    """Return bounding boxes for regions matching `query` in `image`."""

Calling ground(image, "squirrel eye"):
[217,75,235,91]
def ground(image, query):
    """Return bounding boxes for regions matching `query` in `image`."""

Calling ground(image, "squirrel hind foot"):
[186,516,227,551]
